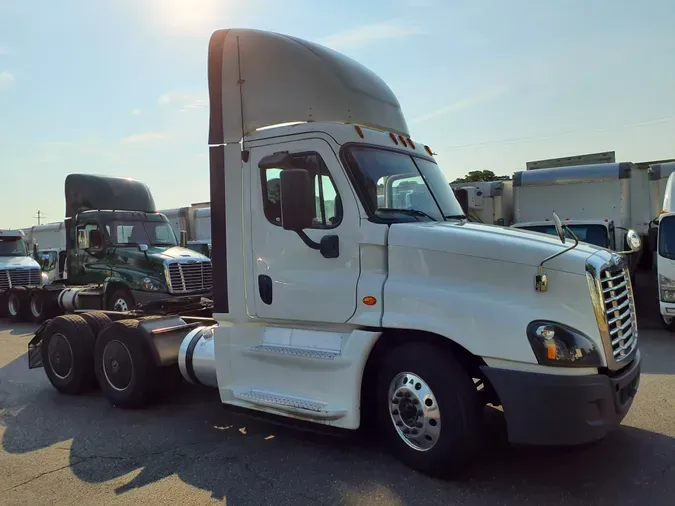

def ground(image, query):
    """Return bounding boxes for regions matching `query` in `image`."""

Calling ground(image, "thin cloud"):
[318,20,422,50]
[158,91,207,111]
[0,46,9,55]
[131,108,142,116]
[410,88,508,124]
[122,132,167,144]
[0,71,14,91]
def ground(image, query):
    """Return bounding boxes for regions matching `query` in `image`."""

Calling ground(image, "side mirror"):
[625,229,642,253]
[180,230,188,248]
[280,169,314,231]
[552,212,565,244]
[32,244,39,261]
[88,229,103,251]
[648,227,658,252]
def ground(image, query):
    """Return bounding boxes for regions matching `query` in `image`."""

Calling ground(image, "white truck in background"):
[161,203,212,257]
[0,229,46,317]
[450,180,514,226]
[28,28,642,478]
[510,163,648,276]
[22,222,67,283]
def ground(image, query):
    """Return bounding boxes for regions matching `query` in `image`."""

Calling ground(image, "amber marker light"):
[362,296,377,306]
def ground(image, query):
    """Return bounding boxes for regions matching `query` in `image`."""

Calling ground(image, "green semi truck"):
[5,174,213,323]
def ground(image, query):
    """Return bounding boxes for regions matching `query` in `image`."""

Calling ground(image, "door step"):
[250,344,340,360]
[233,389,346,420]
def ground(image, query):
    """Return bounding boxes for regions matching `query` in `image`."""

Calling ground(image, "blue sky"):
[1,0,674,228]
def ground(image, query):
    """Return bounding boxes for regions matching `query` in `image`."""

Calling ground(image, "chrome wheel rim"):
[8,295,19,316]
[388,372,441,452]
[113,298,129,312]
[48,332,73,380]
[664,315,673,325]
[30,296,42,317]
[102,340,133,391]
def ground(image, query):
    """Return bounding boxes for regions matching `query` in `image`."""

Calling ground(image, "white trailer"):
[160,203,211,257]
[28,28,642,478]
[512,163,648,270]
[451,180,514,225]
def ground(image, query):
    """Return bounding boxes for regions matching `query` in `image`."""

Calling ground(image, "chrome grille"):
[166,261,213,294]
[0,267,41,290]
[598,264,637,363]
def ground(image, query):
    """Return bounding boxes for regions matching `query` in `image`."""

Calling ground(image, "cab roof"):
[207,28,410,144]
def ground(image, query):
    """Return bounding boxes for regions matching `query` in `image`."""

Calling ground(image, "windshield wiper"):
[444,214,468,221]
[377,208,437,221]
[152,242,176,246]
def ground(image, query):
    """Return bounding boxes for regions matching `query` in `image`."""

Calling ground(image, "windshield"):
[39,250,58,271]
[517,224,610,248]
[0,236,28,257]
[659,215,675,260]
[104,217,178,247]
[343,146,465,222]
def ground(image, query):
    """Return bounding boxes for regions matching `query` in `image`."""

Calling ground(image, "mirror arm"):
[538,228,579,273]
[295,230,321,250]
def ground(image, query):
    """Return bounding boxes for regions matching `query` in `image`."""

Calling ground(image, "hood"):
[0,255,40,269]
[115,245,210,264]
[388,221,605,275]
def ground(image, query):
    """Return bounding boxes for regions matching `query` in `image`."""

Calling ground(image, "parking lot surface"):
[0,274,673,505]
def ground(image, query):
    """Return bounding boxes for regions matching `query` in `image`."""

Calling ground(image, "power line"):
[33,210,45,225]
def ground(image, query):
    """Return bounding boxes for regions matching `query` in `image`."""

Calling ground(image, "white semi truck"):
[27,28,642,478]
[451,180,514,226]
[510,163,648,275]
[22,222,67,283]
[0,229,46,318]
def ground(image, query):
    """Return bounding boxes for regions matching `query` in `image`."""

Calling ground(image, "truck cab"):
[652,171,675,330]
[0,229,46,318]
[29,28,643,479]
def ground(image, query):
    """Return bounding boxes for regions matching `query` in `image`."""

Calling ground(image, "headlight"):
[40,272,49,285]
[142,277,166,292]
[659,274,675,302]
[526,320,602,367]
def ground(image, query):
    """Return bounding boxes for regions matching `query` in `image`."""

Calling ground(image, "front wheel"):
[106,288,135,312]
[375,343,482,478]
[661,314,675,332]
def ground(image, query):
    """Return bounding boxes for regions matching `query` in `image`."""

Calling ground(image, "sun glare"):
[151,0,222,36]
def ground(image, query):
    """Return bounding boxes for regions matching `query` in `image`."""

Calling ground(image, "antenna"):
[33,210,46,225]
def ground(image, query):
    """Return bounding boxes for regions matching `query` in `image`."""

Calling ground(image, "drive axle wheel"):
[376,343,482,478]
[29,289,54,324]
[41,315,96,395]
[94,319,160,409]
[7,287,30,323]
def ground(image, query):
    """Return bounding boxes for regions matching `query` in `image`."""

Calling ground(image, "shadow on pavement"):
[1,349,673,506]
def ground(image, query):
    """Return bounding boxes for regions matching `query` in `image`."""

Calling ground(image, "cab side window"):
[77,223,103,250]
[260,152,342,229]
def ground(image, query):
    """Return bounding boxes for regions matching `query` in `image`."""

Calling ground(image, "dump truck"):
[28,28,642,478]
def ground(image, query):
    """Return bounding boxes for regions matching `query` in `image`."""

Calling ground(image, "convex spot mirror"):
[626,229,641,252]
[553,212,566,244]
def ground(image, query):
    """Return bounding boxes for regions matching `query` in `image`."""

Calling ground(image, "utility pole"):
[33,210,45,225]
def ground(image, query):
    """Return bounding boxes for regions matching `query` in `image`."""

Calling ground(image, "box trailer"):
[451,180,514,225]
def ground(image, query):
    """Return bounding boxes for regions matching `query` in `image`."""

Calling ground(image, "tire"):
[80,311,113,341]
[661,315,675,332]
[41,314,96,395]
[94,319,160,409]
[7,287,30,323]
[106,287,135,312]
[375,342,482,478]
[29,289,56,324]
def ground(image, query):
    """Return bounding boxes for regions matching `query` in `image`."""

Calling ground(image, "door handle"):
[258,275,273,305]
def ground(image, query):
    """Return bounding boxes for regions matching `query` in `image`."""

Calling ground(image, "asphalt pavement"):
[0,272,673,505]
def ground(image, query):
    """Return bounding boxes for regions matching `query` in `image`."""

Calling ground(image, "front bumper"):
[480,350,641,446]
[131,289,213,306]
[659,300,675,320]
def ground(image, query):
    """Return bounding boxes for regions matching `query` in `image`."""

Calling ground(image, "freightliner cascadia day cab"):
[0,229,46,317]
[10,174,214,323]
[28,28,642,478]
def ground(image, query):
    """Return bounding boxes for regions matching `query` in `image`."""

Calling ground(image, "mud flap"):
[27,320,51,369]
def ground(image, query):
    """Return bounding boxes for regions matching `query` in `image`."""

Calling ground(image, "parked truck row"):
[23,28,642,479]
[2,174,214,323]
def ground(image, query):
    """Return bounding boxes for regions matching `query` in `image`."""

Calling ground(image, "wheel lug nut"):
[411,429,419,435]
[403,391,411,398]
[392,398,399,404]
[396,391,403,397]
[392,409,399,415]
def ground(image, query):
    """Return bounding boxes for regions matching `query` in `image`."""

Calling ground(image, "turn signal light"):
[362,296,377,306]
[389,132,399,145]
[354,125,364,138]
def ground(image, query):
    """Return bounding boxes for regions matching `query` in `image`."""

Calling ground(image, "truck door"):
[249,138,361,323]
[70,221,109,285]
